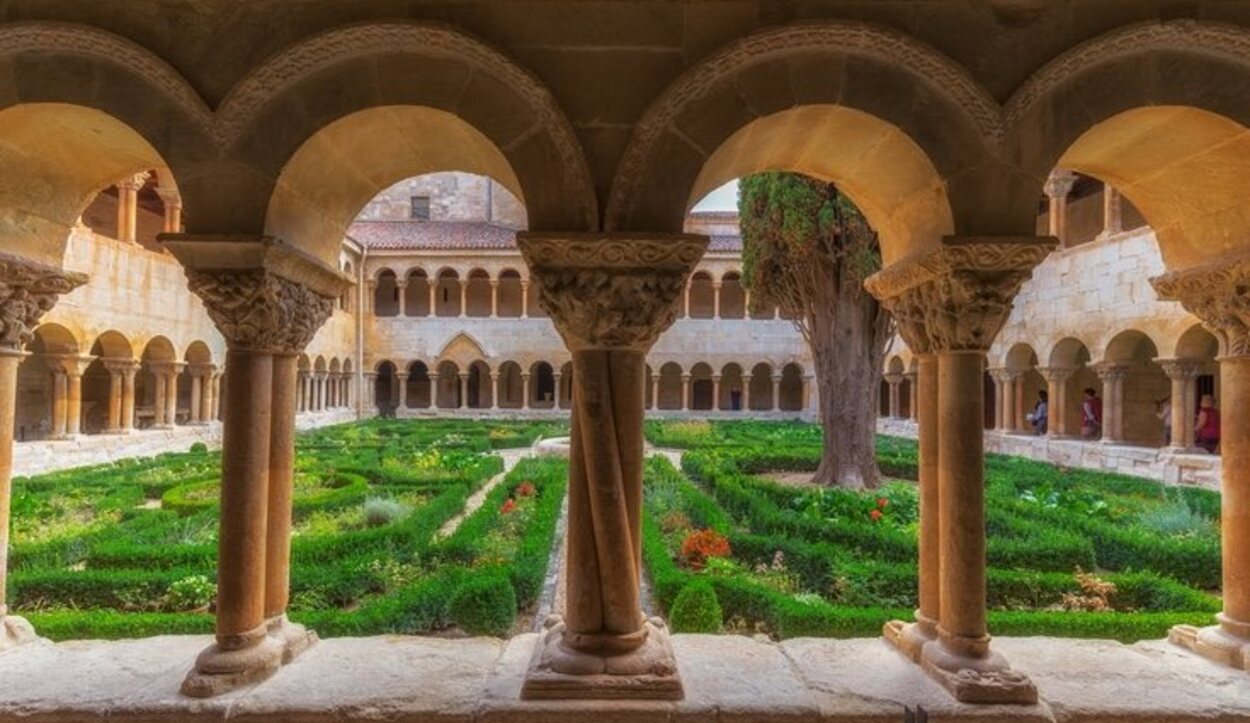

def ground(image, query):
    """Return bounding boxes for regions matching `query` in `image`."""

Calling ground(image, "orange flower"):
[680,529,731,570]
[876,497,889,508]
[516,481,537,497]
[501,498,517,515]
[869,509,883,522]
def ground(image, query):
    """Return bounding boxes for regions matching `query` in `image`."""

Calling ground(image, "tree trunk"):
[808,262,890,489]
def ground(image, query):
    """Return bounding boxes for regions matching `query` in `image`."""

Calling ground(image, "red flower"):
[869,509,883,522]
[877,498,889,508]
[501,498,517,515]
[516,482,537,498]
[680,529,731,570]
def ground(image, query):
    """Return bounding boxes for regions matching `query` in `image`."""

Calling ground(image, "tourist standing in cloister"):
[1081,387,1103,439]
[1196,394,1221,454]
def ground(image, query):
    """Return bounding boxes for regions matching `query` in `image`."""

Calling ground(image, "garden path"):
[435,446,534,539]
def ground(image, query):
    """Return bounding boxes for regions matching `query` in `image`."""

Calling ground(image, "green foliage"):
[449,573,517,636]
[188,442,209,455]
[670,580,722,633]
[362,497,410,528]
[166,575,216,611]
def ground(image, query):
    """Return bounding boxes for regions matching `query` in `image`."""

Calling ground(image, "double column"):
[517,231,705,700]
[1093,362,1128,443]
[0,254,86,649]
[1158,358,1202,451]
[47,355,92,438]
[868,236,1053,704]
[1038,367,1075,437]
[884,373,903,418]
[1153,258,1250,670]
[165,235,348,697]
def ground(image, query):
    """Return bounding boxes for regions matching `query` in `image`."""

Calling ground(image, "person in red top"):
[1195,394,1221,454]
[1081,387,1103,439]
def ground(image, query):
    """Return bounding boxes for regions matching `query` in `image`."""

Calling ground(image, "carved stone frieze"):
[517,233,707,352]
[0,253,87,349]
[1151,255,1250,356]
[865,238,1056,354]
[186,270,333,354]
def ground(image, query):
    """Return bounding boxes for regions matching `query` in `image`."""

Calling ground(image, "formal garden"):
[3,417,1223,644]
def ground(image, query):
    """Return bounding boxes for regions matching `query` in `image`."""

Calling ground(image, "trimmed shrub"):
[449,573,516,636]
[362,497,410,527]
[670,580,722,633]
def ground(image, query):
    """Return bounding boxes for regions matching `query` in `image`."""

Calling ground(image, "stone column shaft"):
[885,374,902,419]
[458,280,468,318]
[396,280,407,317]
[166,368,181,426]
[1160,359,1200,450]
[520,280,530,318]
[521,372,531,409]
[153,369,167,427]
[190,373,203,423]
[681,375,691,411]
[121,365,137,431]
[490,280,499,317]
[712,281,721,319]
[1102,185,1123,237]
[1095,364,1127,443]
[458,373,468,409]
[428,280,437,316]
[50,368,68,438]
[771,375,782,411]
[396,373,409,409]
[106,368,122,432]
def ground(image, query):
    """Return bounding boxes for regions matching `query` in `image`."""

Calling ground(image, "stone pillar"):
[396,279,408,317]
[190,371,204,423]
[1158,359,1202,451]
[0,255,86,650]
[116,172,149,244]
[867,236,1052,704]
[1044,169,1077,247]
[1013,374,1028,433]
[458,279,468,318]
[396,372,409,410]
[458,372,468,409]
[516,231,704,700]
[994,370,1016,432]
[1094,362,1128,443]
[712,280,722,319]
[681,374,691,410]
[741,378,751,411]
[164,235,346,697]
[711,375,721,411]
[490,372,501,410]
[553,371,563,408]
[521,372,531,410]
[1038,367,1074,438]
[520,279,530,318]
[905,371,919,421]
[166,365,182,426]
[428,279,437,316]
[1100,184,1123,238]
[211,373,222,422]
[104,361,124,433]
[650,374,660,410]
[1153,260,1250,670]
[157,187,183,234]
[885,373,903,419]
[771,374,782,411]
[121,362,138,431]
[49,366,68,439]
[151,366,169,428]
[683,281,691,318]
[428,373,438,409]
[490,279,499,317]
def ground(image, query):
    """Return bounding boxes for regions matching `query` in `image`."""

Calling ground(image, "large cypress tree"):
[739,172,893,489]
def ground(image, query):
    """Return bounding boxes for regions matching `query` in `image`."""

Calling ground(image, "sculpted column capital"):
[162,235,352,354]
[516,232,708,352]
[865,237,1056,354]
[1151,254,1250,357]
[1043,169,1078,200]
[118,171,150,193]
[1156,358,1204,380]
[1091,361,1130,383]
[0,253,88,350]
[1036,366,1076,383]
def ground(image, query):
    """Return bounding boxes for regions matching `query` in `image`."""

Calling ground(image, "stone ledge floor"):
[2,633,1249,722]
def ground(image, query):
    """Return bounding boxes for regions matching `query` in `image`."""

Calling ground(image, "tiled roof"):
[348,221,518,250]
[348,219,744,253]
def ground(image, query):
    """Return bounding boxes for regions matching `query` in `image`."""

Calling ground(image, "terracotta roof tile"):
[347,221,518,250]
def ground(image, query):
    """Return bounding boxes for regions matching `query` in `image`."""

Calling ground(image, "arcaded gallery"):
[2,1,1250,721]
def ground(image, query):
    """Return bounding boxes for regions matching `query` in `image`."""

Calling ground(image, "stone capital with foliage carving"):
[186,269,333,353]
[865,237,1056,353]
[0,253,87,349]
[1151,255,1250,357]
[517,233,707,352]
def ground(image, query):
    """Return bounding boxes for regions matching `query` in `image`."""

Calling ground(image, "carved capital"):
[1092,362,1129,383]
[517,233,707,352]
[118,171,150,193]
[1043,169,1078,200]
[1037,366,1076,384]
[1156,358,1204,381]
[865,237,1056,353]
[1151,255,1250,357]
[0,253,87,349]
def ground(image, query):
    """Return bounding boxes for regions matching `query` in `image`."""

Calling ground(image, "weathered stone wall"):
[355,172,527,229]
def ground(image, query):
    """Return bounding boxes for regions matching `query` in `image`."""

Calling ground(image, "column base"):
[181,625,284,698]
[919,638,1038,705]
[1170,614,1250,670]
[267,614,317,664]
[882,612,937,662]
[521,615,683,701]
[0,614,40,650]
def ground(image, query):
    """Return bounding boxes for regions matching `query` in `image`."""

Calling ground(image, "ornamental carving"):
[1151,255,1250,356]
[1156,358,1203,381]
[186,270,333,353]
[1091,362,1130,383]
[518,235,706,351]
[865,239,1055,354]
[0,254,87,348]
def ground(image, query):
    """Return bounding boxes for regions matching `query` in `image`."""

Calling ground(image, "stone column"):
[49,366,68,439]
[190,370,204,423]
[165,236,346,696]
[1094,362,1128,443]
[157,187,183,234]
[212,373,222,422]
[458,372,468,409]
[104,361,124,432]
[516,231,704,700]
[553,371,563,408]
[711,375,721,411]
[712,280,722,319]
[742,378,751,411]
[867,237,1052,704]
[1153,257,1250,670]
[802,375,814,413]
[428,279,437,316]
[520,279,530,318]
[1100,184,1123,238]
[428,372,438,409]
[681,374,691,410]
[490,279,499,317]
[166,365,183,426]
[905,371,919,421]
[683,281,691,318]
[521,372,531,409]
[60,357,90,436]
[116,172,149,244]
[395,279,408,317]
[1158,359,1202,451]
[396,372,409,410]
[200,366,216,423]
[490,372,500,410]
[1038,367,1074,438]
[1013,374,1028,433]
[458,279,468,318]
[0,255,86,650]
[771,374,782,411]
[121,362,138,431]
[885,373,903,419]
[991,369,1015,432]
[1044,169,1077,248]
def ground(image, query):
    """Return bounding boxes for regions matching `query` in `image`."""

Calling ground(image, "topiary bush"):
[449,573,516,636]
[669,580,722,633]
[362,497,410,527]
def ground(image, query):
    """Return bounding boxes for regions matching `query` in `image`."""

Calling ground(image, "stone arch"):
[719,271,745,319]
[779,362,805,412]
[748,362,773,411]
[605,23,989,264]
[689,362,714,411]
[1007,22,1250,271]
[405,361,431,409]
[435,268,462,317]
[1175,324,1221,360]
[15,323,84,441]
[374,268,400,317]
[657,362,683,410]
[688,271,715,319]
[437,332,490,370]
[497,360,524,410]
[1103,330,1169,447]
[374,360,397,415]
[466,359,492,409]
[1047,337,1098,438]
[404,267,431,317]
[497,268,524,318]
[465,268,492,318]
[530,361,556,409]
[719,362,744,411]
[184,340,212,365]
[216,23,595,267]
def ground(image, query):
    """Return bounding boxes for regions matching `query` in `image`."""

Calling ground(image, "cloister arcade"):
[2,5,1250,721]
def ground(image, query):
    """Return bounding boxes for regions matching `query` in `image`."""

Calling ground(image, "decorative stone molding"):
[117,171,150,192]
[1151,255,1250,356]
[0,253,88,349]
[1043,169,1077,200]
[163,236,350,354]
[1156,358,1203,381]
[517,233,708,351]
[1091,362,1130,383]
[1037,366,1076,383]
[865,238,1056,353]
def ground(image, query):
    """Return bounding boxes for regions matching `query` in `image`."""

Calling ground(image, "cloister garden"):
[7,418,1221,646]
